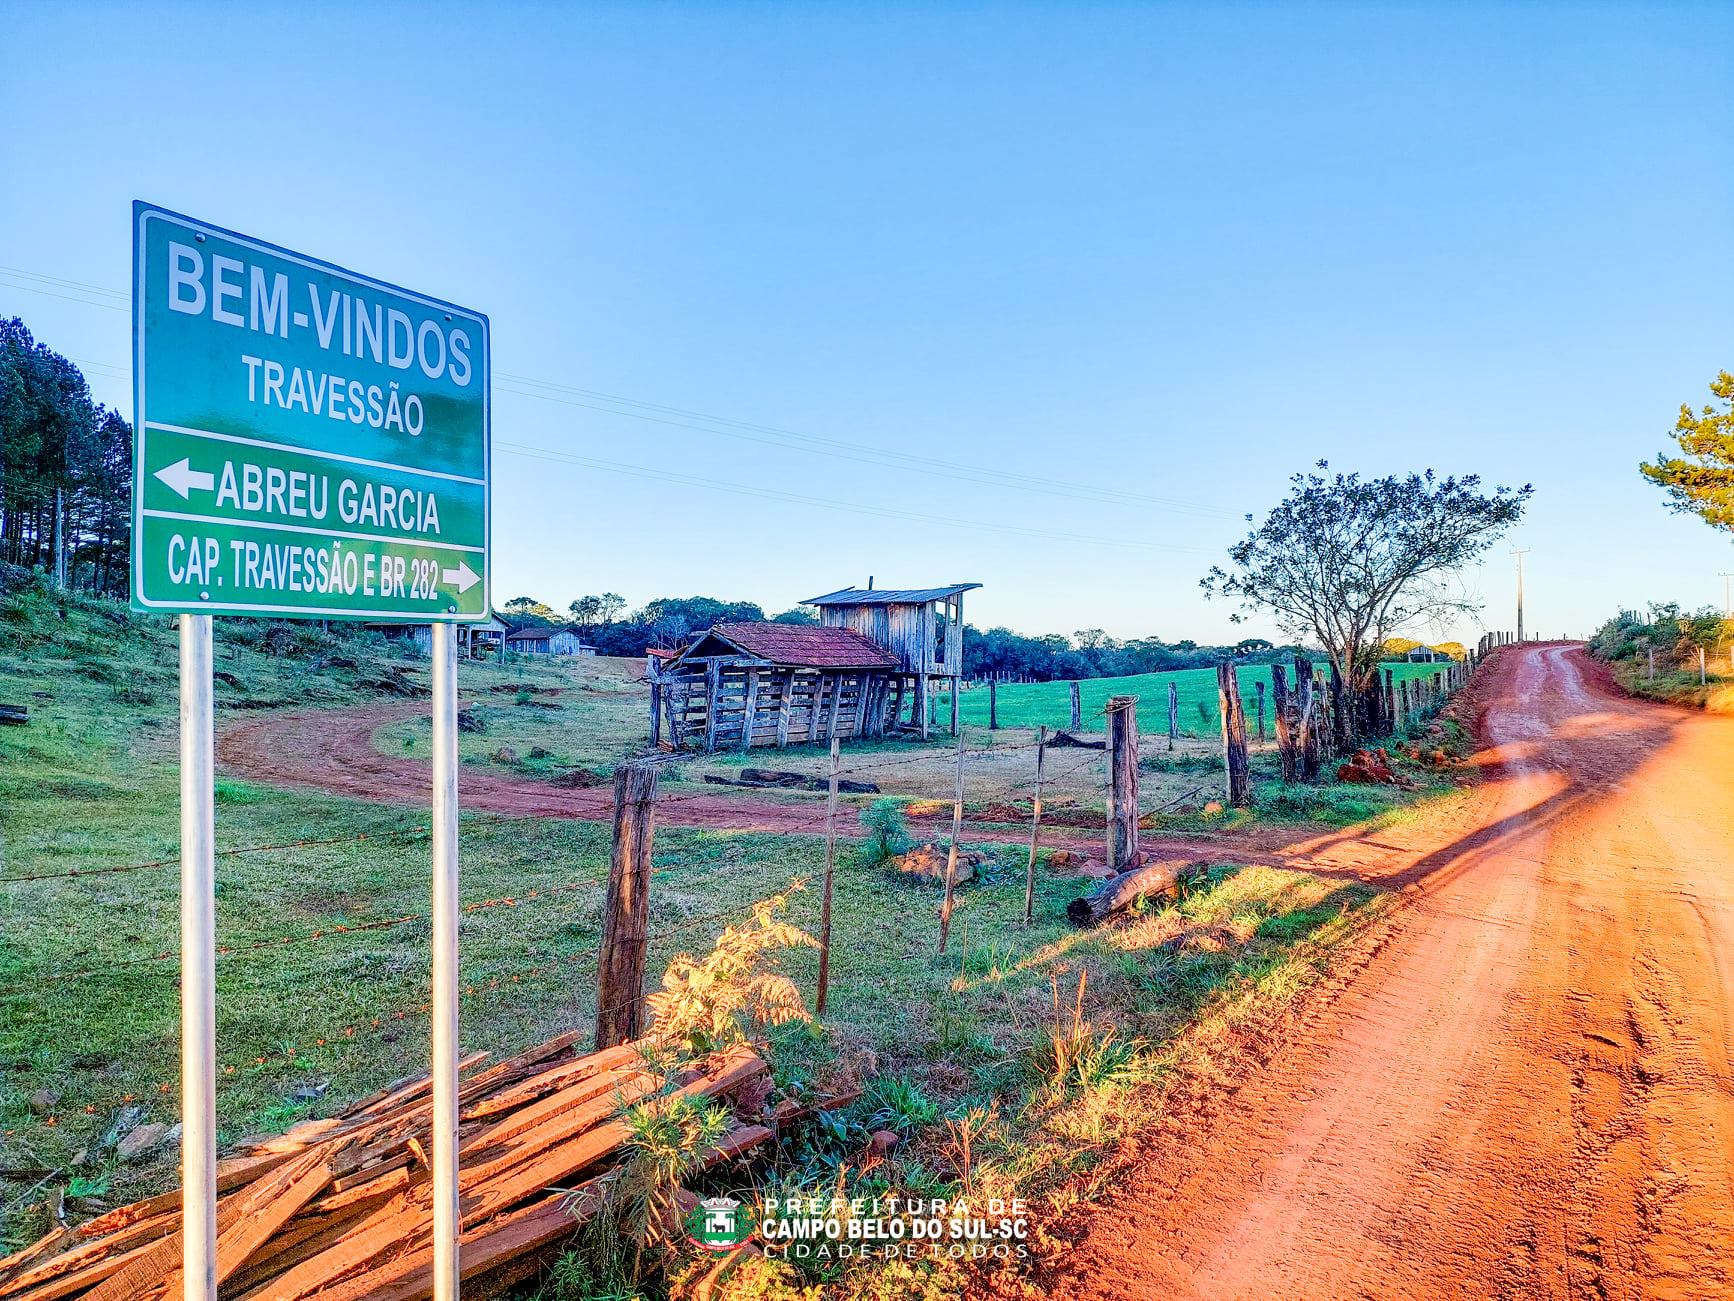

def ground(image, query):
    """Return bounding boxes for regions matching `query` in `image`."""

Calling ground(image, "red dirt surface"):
[1047,645,1734,1300]
[217,701,1268,857]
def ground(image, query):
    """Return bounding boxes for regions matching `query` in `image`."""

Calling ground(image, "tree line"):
[0,319,132,594]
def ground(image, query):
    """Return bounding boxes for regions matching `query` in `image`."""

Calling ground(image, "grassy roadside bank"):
[1,584,1471,1300]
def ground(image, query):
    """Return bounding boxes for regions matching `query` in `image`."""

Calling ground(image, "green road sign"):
[131,203,490,620]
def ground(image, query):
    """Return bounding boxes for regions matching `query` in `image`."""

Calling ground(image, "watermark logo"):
[686,1195,753,1253]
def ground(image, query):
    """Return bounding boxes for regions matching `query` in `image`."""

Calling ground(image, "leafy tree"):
[1640,371,1734,528]
[568,594,603,626]
[0,317,130,593]
[639,595,764,629]
[1203,464,1530,734]
[502,596,558,625]
[770,606,817,625]
[596,591,625,625]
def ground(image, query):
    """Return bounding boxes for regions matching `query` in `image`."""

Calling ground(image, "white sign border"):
[131,202,492,622]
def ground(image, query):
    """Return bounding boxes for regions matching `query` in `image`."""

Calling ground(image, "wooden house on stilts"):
[648,582,980,751]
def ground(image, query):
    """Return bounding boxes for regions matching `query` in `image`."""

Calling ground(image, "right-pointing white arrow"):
[154,457,216,500]
[441,560,480,595]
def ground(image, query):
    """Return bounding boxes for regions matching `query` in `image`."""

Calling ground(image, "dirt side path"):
[217,701,1296,858]
[1047,645,1734,1300]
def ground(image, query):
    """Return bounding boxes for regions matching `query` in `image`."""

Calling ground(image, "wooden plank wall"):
[653,660,923,750]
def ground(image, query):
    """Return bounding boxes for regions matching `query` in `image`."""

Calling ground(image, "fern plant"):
[647,886,818,1056]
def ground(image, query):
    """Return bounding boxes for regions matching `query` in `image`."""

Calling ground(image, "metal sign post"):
[431,622,461,1295]
[179,613,216,1296]
[133,202,489,1301]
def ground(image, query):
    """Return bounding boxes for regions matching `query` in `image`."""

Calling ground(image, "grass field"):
[941,660,1456,736]
[0,584,1461,1294]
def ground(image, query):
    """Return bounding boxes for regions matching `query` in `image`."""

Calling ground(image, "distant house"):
[647,581,981,750]
[364,615,509,658]
[1405,647,1445,663]
[505,626,594,656]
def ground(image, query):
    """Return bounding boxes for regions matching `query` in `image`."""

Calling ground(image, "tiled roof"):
[705,622,900,669]
[803,584,981,606]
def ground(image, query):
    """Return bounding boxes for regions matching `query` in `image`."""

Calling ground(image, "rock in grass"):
[116,1122,169,1162]
[891,843,980,884]
[28,1088,61,1115]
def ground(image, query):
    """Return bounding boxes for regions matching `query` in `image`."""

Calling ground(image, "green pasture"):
[939,660,1457,736]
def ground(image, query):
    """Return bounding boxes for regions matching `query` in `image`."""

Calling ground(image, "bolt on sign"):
[131,202,490,620]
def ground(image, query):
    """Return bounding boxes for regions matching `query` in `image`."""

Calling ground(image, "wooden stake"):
[1105,695,1140,871]
[938,729,966,954]
[1271,665,1296,783]
[989,679,999,730]
[1217,663,1250,806]
[596,760,660,1048]
[1069,680,1082,732]
[1293,655,1319,781]
[1023,726,1046,925]
[1167,680,1178,751]
[1254,678,1266,743]
[816,737,840,1016]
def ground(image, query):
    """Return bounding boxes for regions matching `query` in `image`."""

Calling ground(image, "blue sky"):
[4,2,1732,645]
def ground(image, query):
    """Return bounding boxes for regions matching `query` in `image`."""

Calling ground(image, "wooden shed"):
[803,583,980,739]
[648,581,981,750]
[506,627,595,656]
[650,623,907,752]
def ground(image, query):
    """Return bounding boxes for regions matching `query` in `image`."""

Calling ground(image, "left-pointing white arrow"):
[154,457,216,500]
[441,560,481,595]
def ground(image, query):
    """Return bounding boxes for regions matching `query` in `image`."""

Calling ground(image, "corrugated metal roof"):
[802,584,981,606]
[692,622,901,669]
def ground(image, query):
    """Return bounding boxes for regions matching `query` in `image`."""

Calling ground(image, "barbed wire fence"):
[0,659,1475,1140]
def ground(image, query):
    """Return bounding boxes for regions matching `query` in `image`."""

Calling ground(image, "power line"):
[2,259,1233,522]
[495,373,1231,518]
[497,438,1207,555]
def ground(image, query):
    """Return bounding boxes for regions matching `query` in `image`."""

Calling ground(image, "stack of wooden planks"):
[0,1031,774,1300]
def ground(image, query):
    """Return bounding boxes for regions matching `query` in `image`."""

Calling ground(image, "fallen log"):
[0,704,27,727]
[1046,729,1104,750]
[703,773,880,794]
[1066,860,1210,926]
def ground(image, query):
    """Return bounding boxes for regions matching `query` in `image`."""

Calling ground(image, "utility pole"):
[1512,549,1530,643]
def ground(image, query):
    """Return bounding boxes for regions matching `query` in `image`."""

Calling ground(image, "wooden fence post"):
[1217,664,1250,807]
[938,728,967,954]
[816,737,840,1016]
[596,759,660,1048]
[1293,655,1319,781]
[1383,668,1396,737]
[1167,680,1179,751]
[1105,695,1140,871]
[1271,665,1296,783]
[740,668,761,752]
[1254,679,1266,743]
[1023,726,1046,925]
[989,679,999,730]
[703,659,722,753]
[649,673,663,748]
[1069,681,1082,732]
[1329,664,1349,752]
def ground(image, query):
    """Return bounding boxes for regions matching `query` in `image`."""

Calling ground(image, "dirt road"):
[217,700,1265,858]
[1053,645,1734,1300]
